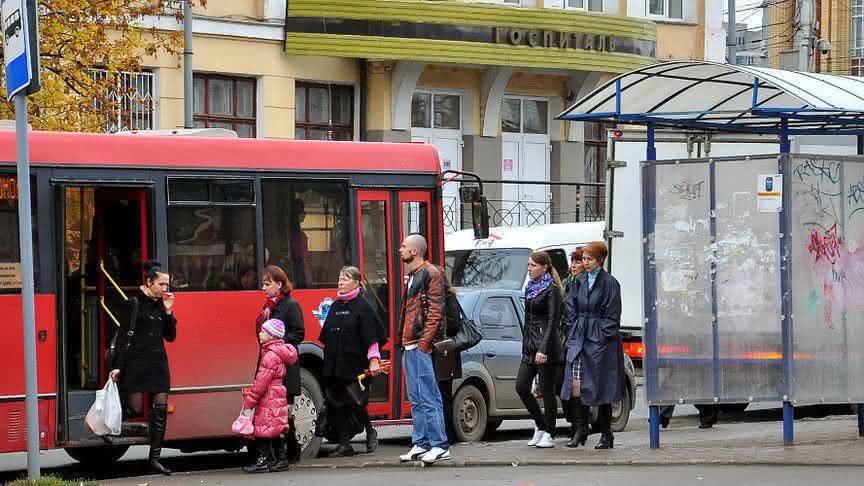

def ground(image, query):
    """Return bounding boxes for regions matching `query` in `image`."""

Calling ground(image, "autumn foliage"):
[0,0,205,132]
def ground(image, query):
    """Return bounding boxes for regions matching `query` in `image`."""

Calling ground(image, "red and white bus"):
[0,130,445,464]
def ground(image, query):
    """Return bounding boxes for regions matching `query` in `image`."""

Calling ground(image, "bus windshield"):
[445,248,531,290]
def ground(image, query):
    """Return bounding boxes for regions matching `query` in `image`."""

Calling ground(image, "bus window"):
[0,174,38,294]
[261,180,350,289]
[167,178,256,291]
[401,201,428,242]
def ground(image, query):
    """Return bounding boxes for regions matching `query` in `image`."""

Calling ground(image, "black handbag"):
[105,297,140,371]
[451,300,482,351]
[432,338,458,381]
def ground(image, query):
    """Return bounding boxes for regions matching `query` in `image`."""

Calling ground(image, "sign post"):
[2,0,40,478]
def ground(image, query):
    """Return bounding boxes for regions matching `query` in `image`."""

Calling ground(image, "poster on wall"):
[503,158,513,172]
[757,174,782,212]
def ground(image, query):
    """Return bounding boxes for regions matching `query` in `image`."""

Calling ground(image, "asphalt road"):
[101,465,864,486]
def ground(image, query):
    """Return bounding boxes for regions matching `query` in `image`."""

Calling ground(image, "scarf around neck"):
[525,273,553,300]
[256,293,284,332]
[337,287,361,301]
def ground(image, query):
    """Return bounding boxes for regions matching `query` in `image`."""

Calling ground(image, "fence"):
[643,153,864,413]
[443,179,605,233]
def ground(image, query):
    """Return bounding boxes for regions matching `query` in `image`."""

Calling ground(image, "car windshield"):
[445,248,531,290]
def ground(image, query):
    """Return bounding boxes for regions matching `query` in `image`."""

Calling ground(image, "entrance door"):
[411,91,463,233]
[501,96,551,227]
[59,184,151,443]
[356,191,396,418]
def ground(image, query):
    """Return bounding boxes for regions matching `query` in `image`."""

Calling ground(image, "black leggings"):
[515,362,559,434]
[126,392,168,416]
[438,379,455,442]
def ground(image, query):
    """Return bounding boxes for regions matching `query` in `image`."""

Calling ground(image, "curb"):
[291,458,864,469]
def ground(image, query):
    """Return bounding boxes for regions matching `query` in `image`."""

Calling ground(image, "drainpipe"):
[359,59,368,141]
[184,1,194,128]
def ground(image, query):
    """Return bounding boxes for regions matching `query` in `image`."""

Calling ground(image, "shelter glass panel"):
[651,163,713,402]
[714,158,783,400]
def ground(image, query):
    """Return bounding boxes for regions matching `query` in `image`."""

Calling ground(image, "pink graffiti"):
[823,283,835,329]
[808,224,843,264]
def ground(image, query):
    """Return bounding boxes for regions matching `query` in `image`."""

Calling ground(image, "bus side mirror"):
[460,186,489,239]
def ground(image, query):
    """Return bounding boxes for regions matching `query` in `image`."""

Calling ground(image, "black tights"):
[515,362,559,434]
[126,392,168,416]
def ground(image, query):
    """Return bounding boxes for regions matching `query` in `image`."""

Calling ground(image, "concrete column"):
[480,67,512,138]
[391,61,426,131]
[463,134,503,229]
[551,140,586,224]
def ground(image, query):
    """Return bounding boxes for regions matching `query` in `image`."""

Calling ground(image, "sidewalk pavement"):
[303,415,864,469]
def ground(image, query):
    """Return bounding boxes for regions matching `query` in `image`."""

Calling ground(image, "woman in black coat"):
[516,251,564,449]
[562,241,624,450]
[250,265,304,472]
[436,266,463,443]
[109,260,176,475]
[318,266,387,457]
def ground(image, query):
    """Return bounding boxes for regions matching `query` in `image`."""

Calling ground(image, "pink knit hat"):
[262,318,285,339]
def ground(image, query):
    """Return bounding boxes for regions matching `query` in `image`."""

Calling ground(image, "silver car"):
[450,288,637,443]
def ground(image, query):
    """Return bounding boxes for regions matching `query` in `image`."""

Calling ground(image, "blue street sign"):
[2,0,32,100]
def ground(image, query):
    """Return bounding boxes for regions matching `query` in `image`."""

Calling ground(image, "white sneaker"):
[399,445,428,462]
[535,432,555,448]
[420,447,451,464]
[527,427,544,447]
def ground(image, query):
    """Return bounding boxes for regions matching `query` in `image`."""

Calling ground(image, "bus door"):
[356,191,395,418]
[395,191,434,417]
[57,182,152,444]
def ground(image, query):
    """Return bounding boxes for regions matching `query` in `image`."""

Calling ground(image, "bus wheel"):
[453,384,487,443]
[293,368,324,460]
[65,445,130,466]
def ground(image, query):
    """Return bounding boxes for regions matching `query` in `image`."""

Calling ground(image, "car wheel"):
[293,368,324,460]
[453,384,488,443]
[65,445,129,466]
[611,386,632,433]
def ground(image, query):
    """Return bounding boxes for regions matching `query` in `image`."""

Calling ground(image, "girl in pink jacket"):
[242,318,298,473]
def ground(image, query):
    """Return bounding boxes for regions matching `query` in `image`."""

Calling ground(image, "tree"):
[0,0,205,132]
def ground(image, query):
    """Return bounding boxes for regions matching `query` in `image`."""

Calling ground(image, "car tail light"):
[623,341,644,358]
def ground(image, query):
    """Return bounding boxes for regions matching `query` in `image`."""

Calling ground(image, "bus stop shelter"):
[557,60,864,448]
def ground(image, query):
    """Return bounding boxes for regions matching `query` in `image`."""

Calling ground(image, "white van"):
[444,221,605,291]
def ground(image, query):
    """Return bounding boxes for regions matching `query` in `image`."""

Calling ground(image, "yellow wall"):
[192,0,262,19]
[366,62,394,132]
[417,66,483,136]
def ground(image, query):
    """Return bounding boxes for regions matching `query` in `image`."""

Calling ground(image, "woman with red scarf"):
[248,266,304,472]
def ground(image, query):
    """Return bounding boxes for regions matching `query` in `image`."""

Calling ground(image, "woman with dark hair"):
[246,266,304,472]
[567,249,585,290]
[108,260,177,475]
[562,241,624,450]
[318,266,388,457]
[516,251,564,449]
[435,265,463,443]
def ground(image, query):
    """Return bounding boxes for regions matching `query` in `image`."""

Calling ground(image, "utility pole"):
[795,0,816,72]
[727,0,737,64]
[183,1,193,128]
[761,0,770,67]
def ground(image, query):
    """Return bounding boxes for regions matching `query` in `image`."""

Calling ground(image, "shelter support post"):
[779,118,794,446]
[644,123,660,449]
[858,137,864,439]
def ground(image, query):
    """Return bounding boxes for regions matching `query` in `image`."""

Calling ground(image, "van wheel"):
[453,384,488,443]
[65,445,129,466]
[293,368,324,460]
[611,386,632,433]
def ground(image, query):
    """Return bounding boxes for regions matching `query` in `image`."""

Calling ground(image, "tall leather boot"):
[269,433,291,472]
[285,417,301,463]
[566,399,589,448]
[594,403,614,449]
[148,403,172,475]
[243,438,272,473]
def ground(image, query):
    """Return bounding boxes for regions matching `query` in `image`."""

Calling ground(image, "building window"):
[411,93,460,130]
[502,98,548,135]
[167,178,257,291]
[193,75,256,138]
[262,180,350,289]
[295,82,353,141]
[498,0,521,6]
[853,0,864,75]
[647,0,682,19]
[565,0,602,11]
[92,70,155,133]
[0,175,38,294]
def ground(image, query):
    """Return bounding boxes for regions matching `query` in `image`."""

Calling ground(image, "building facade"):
[131,0,715,231]
[768,0,856,75]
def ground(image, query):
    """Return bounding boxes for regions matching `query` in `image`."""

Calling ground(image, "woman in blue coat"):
[561,241,625,449]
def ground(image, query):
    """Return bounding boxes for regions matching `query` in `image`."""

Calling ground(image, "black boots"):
[365,426,378,453]
[269,434,291,472]
[594,403,614,449]
[566,399,589,448]
[243,438,273,473]
[148,403,172,475]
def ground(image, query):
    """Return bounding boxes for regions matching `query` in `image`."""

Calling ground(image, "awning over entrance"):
[558,61,864,135]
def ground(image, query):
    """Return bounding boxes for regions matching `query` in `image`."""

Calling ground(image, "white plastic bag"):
[86,381,122,436]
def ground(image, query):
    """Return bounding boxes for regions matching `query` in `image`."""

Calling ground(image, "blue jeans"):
[403,347,449,450]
